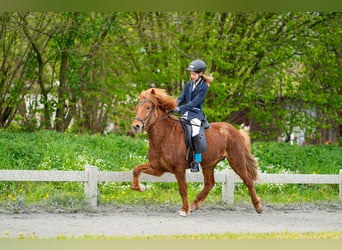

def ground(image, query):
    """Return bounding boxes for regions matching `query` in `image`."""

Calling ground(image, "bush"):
[0,130,148,171]
[0,130,341,209]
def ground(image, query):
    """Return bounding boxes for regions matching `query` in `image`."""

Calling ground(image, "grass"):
[0,129,341,211]
[1,231,342,239]
[0,130,148,171]
[57,231,342,239]
[252,141,342,174]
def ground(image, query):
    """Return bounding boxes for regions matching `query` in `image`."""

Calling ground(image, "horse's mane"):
[140,88,177,111]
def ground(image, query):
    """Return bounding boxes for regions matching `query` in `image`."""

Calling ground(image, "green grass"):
[1,231,342,239]
[58,231,342,239]
[252,142,342,174]
[0,130,341,210]
[0,130,148,171]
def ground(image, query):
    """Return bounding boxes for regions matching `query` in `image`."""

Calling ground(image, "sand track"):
[1,202,341,238]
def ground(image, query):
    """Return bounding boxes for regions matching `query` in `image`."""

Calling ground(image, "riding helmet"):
[186,59,206,73]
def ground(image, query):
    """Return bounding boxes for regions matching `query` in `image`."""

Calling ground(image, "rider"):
[172,59,213,172]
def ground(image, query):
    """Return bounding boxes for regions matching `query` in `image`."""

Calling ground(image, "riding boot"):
[190,161,201,172]
[191,153,202,172]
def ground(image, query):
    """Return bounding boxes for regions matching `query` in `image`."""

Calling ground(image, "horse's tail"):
[239,129,258,181]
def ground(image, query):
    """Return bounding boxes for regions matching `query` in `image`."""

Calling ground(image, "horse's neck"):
[147,118,181,144]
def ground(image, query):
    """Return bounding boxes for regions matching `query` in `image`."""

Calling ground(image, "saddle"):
[181,118,210,161]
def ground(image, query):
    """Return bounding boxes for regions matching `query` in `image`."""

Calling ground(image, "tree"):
[0,12,340,143]
[298,12,342,143]
[0,13,36,129]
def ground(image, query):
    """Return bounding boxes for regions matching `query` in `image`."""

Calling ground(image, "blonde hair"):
[202,73,214,86]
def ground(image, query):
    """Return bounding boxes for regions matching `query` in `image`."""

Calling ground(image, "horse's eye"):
[147,106,152,110]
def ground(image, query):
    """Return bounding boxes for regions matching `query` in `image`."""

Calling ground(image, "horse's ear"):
[150,88,162,104]
[150,89,160,103]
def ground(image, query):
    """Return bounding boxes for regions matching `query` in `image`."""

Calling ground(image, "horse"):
[131,88,262,216]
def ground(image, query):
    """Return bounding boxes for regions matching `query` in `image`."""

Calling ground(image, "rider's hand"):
[170,107,180,115]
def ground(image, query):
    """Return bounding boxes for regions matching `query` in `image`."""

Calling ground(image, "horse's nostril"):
[133,124,140,131]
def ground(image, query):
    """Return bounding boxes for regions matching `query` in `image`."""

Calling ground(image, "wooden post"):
[85,165,98,208]
[222,169,235,205]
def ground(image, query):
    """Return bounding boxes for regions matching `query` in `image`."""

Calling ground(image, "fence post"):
[339,169,342,203]
[222,169,235,205]
[85,165,98,208]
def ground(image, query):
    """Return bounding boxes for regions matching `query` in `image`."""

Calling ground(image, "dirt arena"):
[1,202,341,238]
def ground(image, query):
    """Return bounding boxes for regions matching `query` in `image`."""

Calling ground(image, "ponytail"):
[202,73,213,86]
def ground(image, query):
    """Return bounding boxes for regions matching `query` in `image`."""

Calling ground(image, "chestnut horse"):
[131,88,262,216]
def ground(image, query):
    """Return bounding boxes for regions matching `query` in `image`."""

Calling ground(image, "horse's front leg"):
[174,171,190,217]
[132,162,164,192]
[190,167,215,212]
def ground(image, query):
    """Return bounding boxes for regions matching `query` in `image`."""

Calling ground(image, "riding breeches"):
[190,118,201,137]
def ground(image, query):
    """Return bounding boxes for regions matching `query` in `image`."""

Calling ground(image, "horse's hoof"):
[254,202,262,214]
[139,183,146,191]
[177,210,188,217]
[255,205,263,214]
[131,183,146,192]
[255,198,262,214]
[190,205,198,212]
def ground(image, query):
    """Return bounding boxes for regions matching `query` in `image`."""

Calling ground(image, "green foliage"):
[252,142,342,174]
[0,12,340,142]
[0,130,341,210]
[0,130,148,171]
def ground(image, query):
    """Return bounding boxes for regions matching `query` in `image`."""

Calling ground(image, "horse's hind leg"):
[235,169,262,213]
[245,179,262,213]
[132,162,164,191]
[190,167,215,212]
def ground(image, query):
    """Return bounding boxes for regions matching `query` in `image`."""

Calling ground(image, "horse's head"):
[132,88,177,133]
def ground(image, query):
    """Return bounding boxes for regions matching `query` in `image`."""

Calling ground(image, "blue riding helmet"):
[186,59,206,73]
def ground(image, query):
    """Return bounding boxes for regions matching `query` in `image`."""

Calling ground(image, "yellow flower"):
[18,232,24,239]
[4,229,9,236]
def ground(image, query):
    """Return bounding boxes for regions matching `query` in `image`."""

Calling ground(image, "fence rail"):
[1,165,341,208]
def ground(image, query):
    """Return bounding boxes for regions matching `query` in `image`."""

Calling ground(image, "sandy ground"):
[1,202,341,238]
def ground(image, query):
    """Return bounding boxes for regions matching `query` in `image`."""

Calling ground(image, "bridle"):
[133,99,154,132]
[133,99,179,132]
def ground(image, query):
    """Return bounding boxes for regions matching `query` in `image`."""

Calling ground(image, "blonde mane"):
[139,88,177,111]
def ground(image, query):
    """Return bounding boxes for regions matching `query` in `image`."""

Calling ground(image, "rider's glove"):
[170,107,181,115]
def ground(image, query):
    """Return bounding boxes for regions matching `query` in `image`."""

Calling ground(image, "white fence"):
[1,165,341,208]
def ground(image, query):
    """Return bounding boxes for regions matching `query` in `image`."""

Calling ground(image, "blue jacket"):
[177,77,208,121]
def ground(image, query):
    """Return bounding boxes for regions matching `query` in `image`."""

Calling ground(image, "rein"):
[146,111,182,131]
[134,99,180,132]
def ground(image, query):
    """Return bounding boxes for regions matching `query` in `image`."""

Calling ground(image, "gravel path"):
[1,202,341,238]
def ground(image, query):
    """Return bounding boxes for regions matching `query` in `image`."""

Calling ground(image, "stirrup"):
[190,162,201,172]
